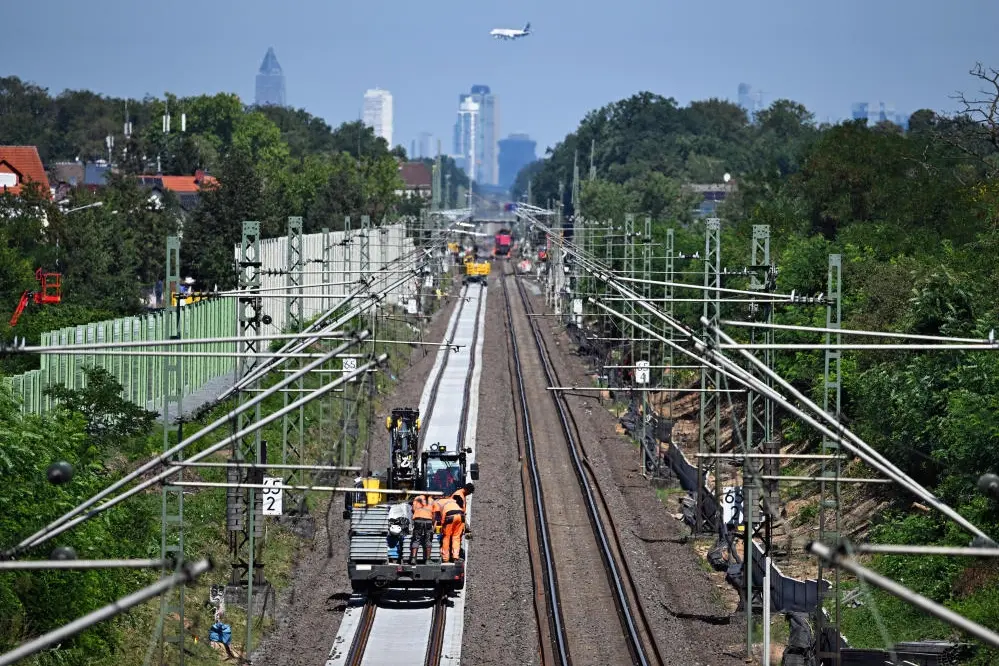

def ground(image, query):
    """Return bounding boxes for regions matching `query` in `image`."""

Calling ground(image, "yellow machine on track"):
[461,254,491,284]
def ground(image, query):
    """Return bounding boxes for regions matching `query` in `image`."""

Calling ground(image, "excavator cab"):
[386,408,421,490]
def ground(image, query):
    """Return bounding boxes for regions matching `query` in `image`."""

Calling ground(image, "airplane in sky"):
[490,22,531,40]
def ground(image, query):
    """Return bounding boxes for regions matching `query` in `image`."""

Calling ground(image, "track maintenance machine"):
[493,228,513,258]
[344,408,478,595]
[460,249,491,285]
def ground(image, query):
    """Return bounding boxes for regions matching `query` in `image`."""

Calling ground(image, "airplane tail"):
[524,22,531,33]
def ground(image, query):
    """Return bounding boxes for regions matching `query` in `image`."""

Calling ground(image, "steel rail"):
[424,598,448,666]
[417,285,471,446]
[344,599,377,666]
[510,270,665,666]
[498,270,580,666]
[455,287,486,451]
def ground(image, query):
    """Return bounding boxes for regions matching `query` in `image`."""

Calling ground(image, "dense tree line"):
[519,73,999,653]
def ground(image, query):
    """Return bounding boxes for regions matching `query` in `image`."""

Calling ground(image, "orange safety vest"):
[411,495,433,521]
[437,497,464,525]
[451,488,471,509]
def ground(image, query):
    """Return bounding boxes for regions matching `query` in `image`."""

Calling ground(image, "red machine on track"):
[493,228,513,257]
[9,269,62,326]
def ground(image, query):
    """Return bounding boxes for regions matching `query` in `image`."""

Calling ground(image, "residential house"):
[0,146,51,198]
[685,181,738,217]
[397,161,432,198]
[136,170,217,211]
[49,160,114,205]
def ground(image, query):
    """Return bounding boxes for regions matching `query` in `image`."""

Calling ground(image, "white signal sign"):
[262,477,283,516]
[343,357,358,383]
[635,360,650,385]
[407,298,418,315]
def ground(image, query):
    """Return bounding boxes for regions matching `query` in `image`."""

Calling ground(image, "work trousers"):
[441,515,465,562]
[410,518,434,562]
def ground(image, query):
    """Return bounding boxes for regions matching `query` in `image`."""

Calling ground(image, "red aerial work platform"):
[9,268,62,326]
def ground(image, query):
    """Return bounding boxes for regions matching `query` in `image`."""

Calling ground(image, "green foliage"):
[0,380,158,662]
[45,367,157,449]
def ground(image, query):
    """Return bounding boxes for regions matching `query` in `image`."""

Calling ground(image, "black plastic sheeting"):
[618,402,829,614]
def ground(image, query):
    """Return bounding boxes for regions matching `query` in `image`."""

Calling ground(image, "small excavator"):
[9,269,62,326]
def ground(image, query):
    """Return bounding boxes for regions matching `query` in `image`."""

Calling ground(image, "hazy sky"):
[4,0,999,154]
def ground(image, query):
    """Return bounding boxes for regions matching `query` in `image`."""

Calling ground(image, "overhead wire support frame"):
[0,559,213,666]
[8,332,373,557]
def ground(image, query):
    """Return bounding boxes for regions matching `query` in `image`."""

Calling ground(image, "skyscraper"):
[454,97,480,182]
[255,47,286,107]
[418,132,433,159]
[498,133,537,191]
[363,89,393,147]
[453,85,499,185]
[471,85,499,186]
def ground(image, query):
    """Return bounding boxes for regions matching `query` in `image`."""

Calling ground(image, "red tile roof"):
[399,162,432,189]
[137,172,218,193]
[0,146,51,197]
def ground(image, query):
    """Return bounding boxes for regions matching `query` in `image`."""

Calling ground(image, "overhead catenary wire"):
[525,214,993,543]
[10,332,371,555]
[219,238,447,401]
[14,353,386,552]
[719,319,995,344]
[0,559,212,666]
[809,541,999,648]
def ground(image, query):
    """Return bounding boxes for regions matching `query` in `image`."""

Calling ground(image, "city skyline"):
[6,1,995,158]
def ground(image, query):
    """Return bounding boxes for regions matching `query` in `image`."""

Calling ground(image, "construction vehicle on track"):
[493,228,513,258]
[344,407,479,595]
[461,253,491,285]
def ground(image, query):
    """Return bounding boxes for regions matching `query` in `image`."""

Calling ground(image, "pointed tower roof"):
[259,47,283,75]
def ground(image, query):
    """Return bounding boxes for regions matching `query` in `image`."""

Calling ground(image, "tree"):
[328,121,392,159]
[184,148,263,288]
[45,367,157,448]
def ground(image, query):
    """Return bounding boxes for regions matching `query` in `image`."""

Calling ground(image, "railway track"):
[328,282,486,666]
[501,267,666,666]
[340,594,448,666]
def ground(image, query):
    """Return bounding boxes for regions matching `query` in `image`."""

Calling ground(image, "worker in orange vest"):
[436,496,465,563]
[450,483,475,538]
[409,493,435,564]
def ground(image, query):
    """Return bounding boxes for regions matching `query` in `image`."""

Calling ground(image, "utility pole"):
[282,217,305,513]
[229,221,265,657]
[664,228,675,421]
[640,216,653,476]
[695,218,722,533]
[159,236,184,665]
[817,254,843,665]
